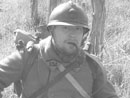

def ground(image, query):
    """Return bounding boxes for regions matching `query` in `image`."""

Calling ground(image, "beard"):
[51,38,80,63]
[55,43,80,63]
[56,39,79,54]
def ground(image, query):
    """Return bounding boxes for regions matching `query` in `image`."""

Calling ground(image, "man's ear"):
[48,26,55,33]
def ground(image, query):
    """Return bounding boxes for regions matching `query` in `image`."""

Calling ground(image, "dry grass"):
[0,0,130,98]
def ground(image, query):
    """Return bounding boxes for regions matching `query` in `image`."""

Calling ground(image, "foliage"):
[103,0,130,98]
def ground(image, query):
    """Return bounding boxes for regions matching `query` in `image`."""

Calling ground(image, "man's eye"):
[76,28,80,30]
[63,26,67,29]
[76,27,81,30]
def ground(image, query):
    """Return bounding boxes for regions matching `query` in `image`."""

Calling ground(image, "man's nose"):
[68,31,76,37]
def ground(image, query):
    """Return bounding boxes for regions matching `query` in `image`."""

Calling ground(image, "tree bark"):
[46,0,62,23]
[89,0,106,57]
[30,0,39,27]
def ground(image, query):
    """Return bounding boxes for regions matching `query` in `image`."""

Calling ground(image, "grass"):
[0,0,130,98]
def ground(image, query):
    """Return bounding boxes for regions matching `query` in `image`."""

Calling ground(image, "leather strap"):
[58,64,90,98]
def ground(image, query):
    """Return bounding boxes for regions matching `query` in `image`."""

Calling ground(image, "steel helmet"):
[47,1,89,32]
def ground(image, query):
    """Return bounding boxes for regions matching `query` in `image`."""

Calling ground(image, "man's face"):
[52,25,84,54]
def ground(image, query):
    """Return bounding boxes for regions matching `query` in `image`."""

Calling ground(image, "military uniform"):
[0,36,118,98]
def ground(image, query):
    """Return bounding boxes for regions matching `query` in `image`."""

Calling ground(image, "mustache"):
[68,42,77,46]
[66,39,79,45]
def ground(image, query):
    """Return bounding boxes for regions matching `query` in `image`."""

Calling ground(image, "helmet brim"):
[47,21,89,30]
[47,21,90,34]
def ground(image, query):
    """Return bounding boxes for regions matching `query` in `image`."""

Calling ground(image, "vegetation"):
[0,0,130,98]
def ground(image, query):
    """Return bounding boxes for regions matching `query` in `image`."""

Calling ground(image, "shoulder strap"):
[28,58,80,98]
[22,43,39,80]
[58,64,90,98]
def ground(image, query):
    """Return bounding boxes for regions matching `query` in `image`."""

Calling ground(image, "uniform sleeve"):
[92,62,119,98]
[0,51,24,93]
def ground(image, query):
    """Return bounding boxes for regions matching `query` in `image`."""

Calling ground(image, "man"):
[0,1,118,98]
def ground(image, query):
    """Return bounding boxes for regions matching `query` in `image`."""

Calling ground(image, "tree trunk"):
[89,0,106,58]
[30,0,39,27]
[46,0,62,23]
